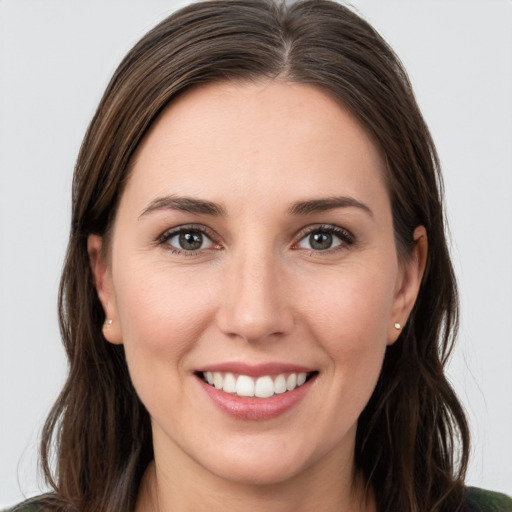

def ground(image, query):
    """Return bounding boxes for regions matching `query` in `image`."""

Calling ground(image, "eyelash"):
[157,224,221,256]
[157,224,355,256]
[293,224,355,254]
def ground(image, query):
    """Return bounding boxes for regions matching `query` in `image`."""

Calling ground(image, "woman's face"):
[90,81,424,487]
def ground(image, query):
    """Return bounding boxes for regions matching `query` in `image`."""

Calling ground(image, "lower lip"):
[197,375,316,421]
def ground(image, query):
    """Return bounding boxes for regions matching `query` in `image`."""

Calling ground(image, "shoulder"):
[5,495,57,512]
[466,487,512,512]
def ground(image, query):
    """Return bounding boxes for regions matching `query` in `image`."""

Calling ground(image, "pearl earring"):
[103,319,113,327]
[394,322,401,330]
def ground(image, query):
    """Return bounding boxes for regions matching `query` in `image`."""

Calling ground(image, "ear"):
[87,235,123,345]
[388,226,428,344]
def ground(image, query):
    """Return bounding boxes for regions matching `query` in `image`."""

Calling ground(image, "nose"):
[216,249,295,344]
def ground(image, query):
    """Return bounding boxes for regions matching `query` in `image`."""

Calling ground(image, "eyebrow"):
[288,196,374,217]
[138,194,373,219]
[139,195,226,219]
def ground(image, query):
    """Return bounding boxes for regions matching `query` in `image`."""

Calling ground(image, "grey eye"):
[166,230,214,252]
[309,232,333,250]
[179,231,203,250]
[297,228,351,251]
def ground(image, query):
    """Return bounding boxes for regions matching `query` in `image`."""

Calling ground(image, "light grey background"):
[1,0,511,507]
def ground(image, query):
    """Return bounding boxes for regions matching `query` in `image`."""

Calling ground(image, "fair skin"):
[88,81,427,512]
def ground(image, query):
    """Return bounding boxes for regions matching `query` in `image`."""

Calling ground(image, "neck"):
[136,449,375,512]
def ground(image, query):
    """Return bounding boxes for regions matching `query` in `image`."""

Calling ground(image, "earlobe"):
[388,226,428,344]
[87,235,123,345]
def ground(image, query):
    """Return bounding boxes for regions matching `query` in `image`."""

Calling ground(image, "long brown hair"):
[39,1,469,511]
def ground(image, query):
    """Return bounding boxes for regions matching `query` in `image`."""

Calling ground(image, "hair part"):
[40,2,469,511]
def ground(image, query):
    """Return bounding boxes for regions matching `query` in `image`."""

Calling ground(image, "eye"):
[159,226,218,254]
[296,226,354,252]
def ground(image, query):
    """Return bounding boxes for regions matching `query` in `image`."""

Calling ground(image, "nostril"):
[216,298,295,343]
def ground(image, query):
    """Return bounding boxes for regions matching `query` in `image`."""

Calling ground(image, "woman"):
[9,1,512,511]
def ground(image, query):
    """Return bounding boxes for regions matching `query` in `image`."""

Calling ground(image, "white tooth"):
[255,376,274,398]
[274,374,287,394]
[236,375,255,397]
[205,372,214,385]
[223,373,236,393]
[297,372,307,386]
[286,373,297,391]
[213,372,223,389]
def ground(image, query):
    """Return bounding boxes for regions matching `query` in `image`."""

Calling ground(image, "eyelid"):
[157,224,222,253]
[292,224,355,252]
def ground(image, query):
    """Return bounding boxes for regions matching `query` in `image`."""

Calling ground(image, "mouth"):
[195,370,318,398]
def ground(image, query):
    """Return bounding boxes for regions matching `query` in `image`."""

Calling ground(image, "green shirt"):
[6,487,512,511]
[466,487,512,511]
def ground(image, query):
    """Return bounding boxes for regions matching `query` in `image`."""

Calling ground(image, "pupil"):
[179,232,202,250]
[310,232,332,250]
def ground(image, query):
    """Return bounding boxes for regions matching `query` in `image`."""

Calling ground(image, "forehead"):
[125,80,388,212]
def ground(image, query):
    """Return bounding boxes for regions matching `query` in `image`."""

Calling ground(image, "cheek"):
[298,263,395,394]
[300,263,396,345]
[111,261,225,433]
[112,260,218,378]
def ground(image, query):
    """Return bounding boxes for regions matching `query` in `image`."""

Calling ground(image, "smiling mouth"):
[197,371,318,398]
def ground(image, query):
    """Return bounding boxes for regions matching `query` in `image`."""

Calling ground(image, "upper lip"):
[195,362,316,377]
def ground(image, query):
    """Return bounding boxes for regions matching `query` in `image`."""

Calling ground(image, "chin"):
[192,439,324,487]
[206,458,306,487]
